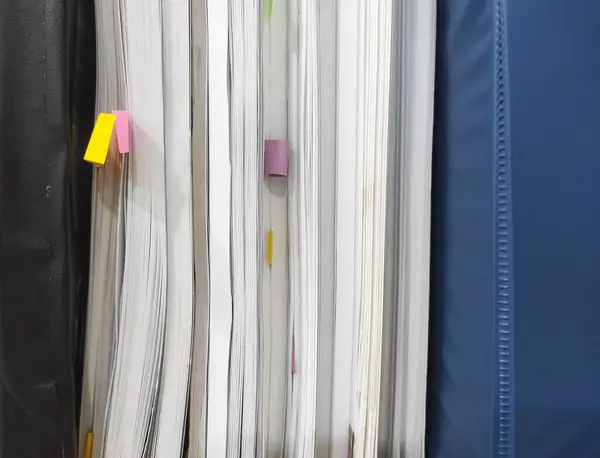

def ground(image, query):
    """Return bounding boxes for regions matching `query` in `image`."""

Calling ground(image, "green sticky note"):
[266,0,274,18]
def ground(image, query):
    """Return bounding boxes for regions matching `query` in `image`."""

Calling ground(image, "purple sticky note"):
[264,139,289,177]
[112,110,130,153]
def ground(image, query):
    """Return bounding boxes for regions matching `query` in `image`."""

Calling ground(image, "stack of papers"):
[204,0,233,455]
[260,0,289,455]
[80,0,195,456]
[284,0,320,455]
[349,0,393,455]
[226,0,262,456]
[332,0,436,456]
[78,0,437,454]
[78,0,126,454]
[151,0,194,455]
[187,0,210,456]
[389,0,436,455]
[101,0,169,453]
[331,0,360,454]
[316,0,338,450]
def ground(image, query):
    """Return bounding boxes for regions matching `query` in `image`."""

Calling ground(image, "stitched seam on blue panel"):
[493,0,514,457]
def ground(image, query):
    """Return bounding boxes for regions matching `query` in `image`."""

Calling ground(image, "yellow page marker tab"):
[84,113,117,166]
[84,431,93,458]
[268,230,274,266]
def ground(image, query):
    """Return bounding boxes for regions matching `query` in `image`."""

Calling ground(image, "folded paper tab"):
[112,110,130,153]
[268,229,274,266]
[84,432,93,458]
[264,139,289,177]
[84,113,117,166]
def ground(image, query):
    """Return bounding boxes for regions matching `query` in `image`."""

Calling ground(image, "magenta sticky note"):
[112,110,130,153]
[264,139,289,177]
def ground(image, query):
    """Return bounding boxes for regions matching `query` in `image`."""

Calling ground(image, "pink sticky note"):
[265,139,289,177]
[112,110,130,153]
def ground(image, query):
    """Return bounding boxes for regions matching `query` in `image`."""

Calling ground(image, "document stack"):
[78,0,436,456]
[388,0,436,455]
[80,0,194,457]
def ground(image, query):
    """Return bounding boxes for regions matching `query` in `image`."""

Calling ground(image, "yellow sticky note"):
[84,431,93,458]
[268,230,274,266]
[84,113,117,166]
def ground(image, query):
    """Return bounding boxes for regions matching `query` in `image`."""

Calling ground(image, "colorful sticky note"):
[268,229,274,266]
[266,0,274,18]
[84,113,116,166]
[112,110,130,153]
[84,432,93,458]
[265,139,289,177]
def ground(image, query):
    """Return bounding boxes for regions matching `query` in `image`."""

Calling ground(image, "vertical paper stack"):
[285,0,321,455]
[80,0,194,456]
[76,0,438,456]
[227,0,262,456]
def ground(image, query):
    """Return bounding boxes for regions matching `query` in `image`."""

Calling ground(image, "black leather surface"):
[0,0,94,455]
[70,0,96,423]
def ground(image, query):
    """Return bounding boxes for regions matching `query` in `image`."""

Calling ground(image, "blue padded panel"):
[428,1,600,457]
